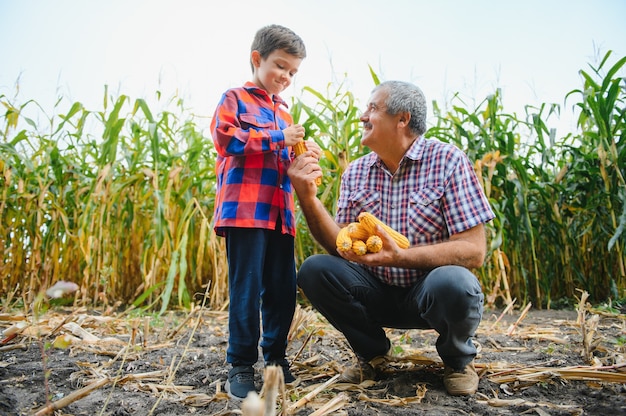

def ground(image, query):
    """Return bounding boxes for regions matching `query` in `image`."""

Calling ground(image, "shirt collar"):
[369,136,425,168]
[243,81,288,107]
[405,136,425,161]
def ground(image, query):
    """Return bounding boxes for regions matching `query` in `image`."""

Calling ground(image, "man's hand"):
[288,151,322,199]
[287,149,338,254]
[339,223,488,271]
[303,140,323,160]
[337,225,404,267]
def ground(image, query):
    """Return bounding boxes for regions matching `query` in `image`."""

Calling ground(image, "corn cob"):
[357,212,410,249]
[346,222,370,241]
[293,141,308,156]
[366,235,383,253]
[352,239,368,255]
[293,141,322,185]
[336,227,353,252]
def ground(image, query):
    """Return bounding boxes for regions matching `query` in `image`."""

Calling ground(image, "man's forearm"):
[298,197,340,255]
[395,225,487,270]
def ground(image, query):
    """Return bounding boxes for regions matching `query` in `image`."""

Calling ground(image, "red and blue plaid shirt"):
[336,137,495,287]
[211,82,296,237]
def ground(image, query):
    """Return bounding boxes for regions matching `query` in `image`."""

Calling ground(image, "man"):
[287,80,495,395]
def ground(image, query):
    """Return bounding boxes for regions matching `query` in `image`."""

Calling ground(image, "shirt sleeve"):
[442,150,495,234]
[211,90,285,157]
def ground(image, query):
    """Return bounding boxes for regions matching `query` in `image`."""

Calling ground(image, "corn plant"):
[1,52,625,313]
[0,88,226,313]
[564,51,626,300]
[291,77,369,262]
[427,51,625,306]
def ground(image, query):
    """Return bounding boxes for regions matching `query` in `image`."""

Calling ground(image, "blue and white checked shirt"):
[336,137,495,287]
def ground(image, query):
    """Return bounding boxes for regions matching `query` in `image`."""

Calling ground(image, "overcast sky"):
[1,0,625,133]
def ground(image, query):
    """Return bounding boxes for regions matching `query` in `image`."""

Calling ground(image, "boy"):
[210,24,318,400]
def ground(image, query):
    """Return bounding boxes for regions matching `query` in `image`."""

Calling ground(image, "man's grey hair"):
[373,81,427,136]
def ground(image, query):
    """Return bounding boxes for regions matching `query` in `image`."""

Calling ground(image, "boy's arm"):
[211,91,303,156]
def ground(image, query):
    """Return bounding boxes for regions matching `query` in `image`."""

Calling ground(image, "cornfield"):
[1,52,624,313]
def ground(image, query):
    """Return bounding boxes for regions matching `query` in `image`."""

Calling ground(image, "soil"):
[1,303,625,416]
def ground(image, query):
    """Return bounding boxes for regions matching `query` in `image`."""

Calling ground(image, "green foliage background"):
[1,52,624,313]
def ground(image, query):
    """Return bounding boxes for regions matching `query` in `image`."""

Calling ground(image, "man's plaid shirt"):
[336,137,495,287]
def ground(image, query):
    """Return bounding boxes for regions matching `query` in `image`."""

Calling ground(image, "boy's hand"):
[283,124,305,147]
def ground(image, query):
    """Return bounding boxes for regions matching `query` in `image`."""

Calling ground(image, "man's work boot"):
[443,362,479,396]
[338,352,391,384]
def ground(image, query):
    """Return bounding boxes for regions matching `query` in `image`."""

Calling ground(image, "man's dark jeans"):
[297,254,484,370]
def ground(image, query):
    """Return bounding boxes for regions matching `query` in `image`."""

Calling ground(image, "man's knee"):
[297,254,328,292]
[425,266,483,310]
[426,266,480,291]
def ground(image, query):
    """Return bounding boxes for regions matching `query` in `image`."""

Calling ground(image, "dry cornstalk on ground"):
[0,301,625,416]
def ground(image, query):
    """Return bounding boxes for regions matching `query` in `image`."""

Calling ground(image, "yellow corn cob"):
[293,141,308,156]
[352,239,368,255]
[336,227,353,252]
[346,222,370,241]
[293,141,322,185]
[357,212,410,249]
[366,235,383,253]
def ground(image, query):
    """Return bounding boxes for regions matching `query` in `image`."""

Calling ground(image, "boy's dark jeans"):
[224,226,296,366]
[297,254,484,370]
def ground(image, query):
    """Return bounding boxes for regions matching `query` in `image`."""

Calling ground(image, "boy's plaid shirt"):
[211,82,296,237]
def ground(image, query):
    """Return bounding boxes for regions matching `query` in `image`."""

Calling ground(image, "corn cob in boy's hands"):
[335,212,410,255]
[293,141,322,185]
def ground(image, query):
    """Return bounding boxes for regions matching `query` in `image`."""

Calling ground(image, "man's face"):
[360,88,399,150]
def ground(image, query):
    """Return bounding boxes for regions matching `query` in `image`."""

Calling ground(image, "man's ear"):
[398,111,411,128]
[251,50,262,68]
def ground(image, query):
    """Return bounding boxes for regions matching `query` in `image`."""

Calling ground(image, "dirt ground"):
[1,301,625,416]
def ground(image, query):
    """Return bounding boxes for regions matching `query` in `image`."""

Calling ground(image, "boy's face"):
[251,49,302,96]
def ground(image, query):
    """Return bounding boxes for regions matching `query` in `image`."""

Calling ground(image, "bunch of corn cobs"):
[336,212,410,255]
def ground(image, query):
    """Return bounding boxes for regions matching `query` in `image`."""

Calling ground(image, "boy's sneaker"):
[226,365,255,400]
[443,362,479,396]
[265,360,296,383]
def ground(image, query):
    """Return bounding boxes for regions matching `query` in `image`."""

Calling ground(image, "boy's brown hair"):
[250,24,306,72]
